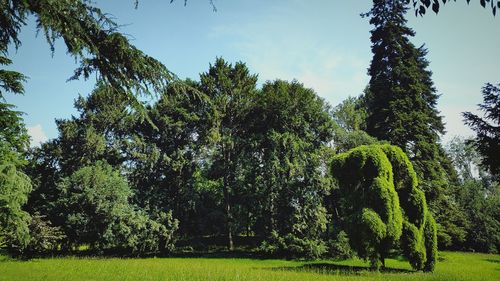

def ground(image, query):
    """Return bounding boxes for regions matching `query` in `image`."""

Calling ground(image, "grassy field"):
[0,251,498,281]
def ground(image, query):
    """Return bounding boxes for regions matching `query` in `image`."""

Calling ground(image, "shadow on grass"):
[484,258,500,264]
[264,263,414,275]
[170,249,269,259]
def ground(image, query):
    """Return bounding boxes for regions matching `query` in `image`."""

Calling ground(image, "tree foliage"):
[0,162,32,253]
[56,161,178,254]
[246,80,335,259]
[1,0,174,94]
[445,137,500,253]
[463,83,500,180]
[331,145,403,269]
[197,58,258,250]
[331,144,437,271]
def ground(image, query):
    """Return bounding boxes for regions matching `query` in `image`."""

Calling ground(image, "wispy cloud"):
[27,124,48,147]
[208,5,369,107]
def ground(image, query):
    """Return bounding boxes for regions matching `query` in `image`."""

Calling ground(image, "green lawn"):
[0,251,498,281]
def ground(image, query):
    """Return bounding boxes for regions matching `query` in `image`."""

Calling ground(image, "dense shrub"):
[57,161,178,254]
[326,231,354,260]
[259,231,327,260]
[25,213,65,256]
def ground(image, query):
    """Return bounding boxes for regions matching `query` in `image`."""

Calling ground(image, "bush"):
[326,231,354,259]
[259,231,326,260]
[57,161,178,255]
[25,213,65,256]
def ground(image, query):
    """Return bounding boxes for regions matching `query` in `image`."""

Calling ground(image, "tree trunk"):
[222,143,234,251]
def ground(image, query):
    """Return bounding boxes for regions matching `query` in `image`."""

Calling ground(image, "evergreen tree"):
[0,55,31,254]
[365,0,466,248]
[367,1,442,199]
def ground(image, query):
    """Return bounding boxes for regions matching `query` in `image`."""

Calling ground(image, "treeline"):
[1,0,499,269]
[1,57,498,261]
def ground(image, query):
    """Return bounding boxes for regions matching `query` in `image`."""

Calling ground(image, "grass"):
[0,251,498,281]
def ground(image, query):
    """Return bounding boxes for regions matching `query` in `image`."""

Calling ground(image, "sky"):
[5,0,499,146]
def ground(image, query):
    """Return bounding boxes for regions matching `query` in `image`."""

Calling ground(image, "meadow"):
[0,251,498,281]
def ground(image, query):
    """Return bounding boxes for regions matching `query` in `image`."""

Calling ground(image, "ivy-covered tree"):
[331,144,437,271]
[331,145,403,269]
[380,144,437,272]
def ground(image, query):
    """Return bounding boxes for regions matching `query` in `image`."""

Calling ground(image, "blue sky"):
[5,0,499,146]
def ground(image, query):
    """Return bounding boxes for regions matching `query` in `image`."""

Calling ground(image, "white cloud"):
[27,124,48,147]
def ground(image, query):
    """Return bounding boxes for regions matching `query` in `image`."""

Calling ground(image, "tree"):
[445,137,500,253]
[0,160,32,254]
[128,79,212,237]
[1,0,174,99]
[56,161,178,254]
[463,83,500,180]
[331,144,437,271]
[331,144,403,270]
[198,58,258,250]
[364,1,464,247]
[0,52,31,255]
[412,0,500,16]
[330,95,379,153]
[246,80,335,259]
[331,96,368,132]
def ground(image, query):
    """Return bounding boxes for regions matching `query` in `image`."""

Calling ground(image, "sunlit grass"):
[0,251,498,281]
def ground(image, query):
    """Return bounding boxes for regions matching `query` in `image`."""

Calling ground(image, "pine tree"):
[366,0,445,199]
[365,0,465,247]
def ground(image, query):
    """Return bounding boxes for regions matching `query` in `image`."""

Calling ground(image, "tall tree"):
[0,54,31,254]
[198,58,258,250]
[365,0,465,247]
[366,0,446,200]
[245,80,335,258]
